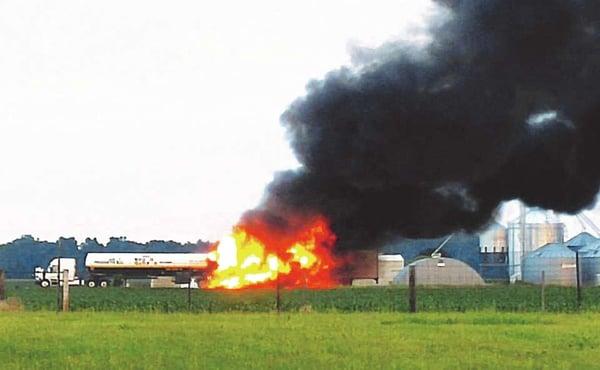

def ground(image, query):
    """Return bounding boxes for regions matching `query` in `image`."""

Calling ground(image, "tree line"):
[0,235,210,278]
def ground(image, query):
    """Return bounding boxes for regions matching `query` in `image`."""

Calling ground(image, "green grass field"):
[1,311,599,369]
[6,280,600,313]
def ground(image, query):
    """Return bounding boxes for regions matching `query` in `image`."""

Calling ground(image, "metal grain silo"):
[393,257,484,286]
[507,209,565,280]
[579,241,600,287]
[521,243,576,286]
[377,254,404,285]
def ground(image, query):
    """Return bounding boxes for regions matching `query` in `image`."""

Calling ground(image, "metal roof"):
[394,257,485,286]
[565,232,598,248]
[579,240,600,254]
[525,243,575,259]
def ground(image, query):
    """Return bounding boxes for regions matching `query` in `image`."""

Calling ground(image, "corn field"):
[6,280,600,313]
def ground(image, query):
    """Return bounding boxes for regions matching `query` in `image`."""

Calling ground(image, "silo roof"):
[578,240,600,254]
[526,243,575,258]
[565,232,598,248]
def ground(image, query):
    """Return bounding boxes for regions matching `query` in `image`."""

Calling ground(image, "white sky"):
[0,0,436,244]
[1,0,598,245]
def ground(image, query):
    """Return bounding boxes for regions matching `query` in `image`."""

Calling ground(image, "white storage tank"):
[377,254,404,285]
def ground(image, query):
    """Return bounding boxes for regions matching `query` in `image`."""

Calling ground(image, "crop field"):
[5,280,600,312]
[1,311,600,369]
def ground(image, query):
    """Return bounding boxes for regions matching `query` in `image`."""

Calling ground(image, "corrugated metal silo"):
[393,257,485,286]
[579,241,600,287]
[564,232,598,250]
[377,254,404,285]
[521,243,576,286]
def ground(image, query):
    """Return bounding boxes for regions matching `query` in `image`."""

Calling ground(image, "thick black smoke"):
[249,0,600,250]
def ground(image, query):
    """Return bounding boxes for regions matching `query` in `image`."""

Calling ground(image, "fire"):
[205,216,338,289]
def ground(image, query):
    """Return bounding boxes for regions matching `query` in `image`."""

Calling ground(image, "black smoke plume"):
[247,0,600,250]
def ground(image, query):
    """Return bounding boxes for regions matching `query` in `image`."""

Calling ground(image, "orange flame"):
[205,216,338,289]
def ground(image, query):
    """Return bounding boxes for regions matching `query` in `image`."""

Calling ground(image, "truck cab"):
[34,258,82,288]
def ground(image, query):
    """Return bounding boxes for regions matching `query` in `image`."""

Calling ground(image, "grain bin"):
[393,257,484,286]
[377,254,404,285]
[564,232,598,250]
[579,241,600,287]
[521,243,576,286]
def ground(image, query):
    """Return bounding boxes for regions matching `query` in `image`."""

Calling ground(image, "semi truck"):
[34,252,212,288]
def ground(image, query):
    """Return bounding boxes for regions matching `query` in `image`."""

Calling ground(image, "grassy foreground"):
[1,311,600,369]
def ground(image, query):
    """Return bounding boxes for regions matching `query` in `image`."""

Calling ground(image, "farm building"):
[520,232,600,287]
[382,229,508,282]
[506,209,565,280]
[383,233,481,273]
[393,257,485,286]
[521,243,577,286]
[479,222,509,282]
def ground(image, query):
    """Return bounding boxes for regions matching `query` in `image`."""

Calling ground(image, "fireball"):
[205,216,338,289]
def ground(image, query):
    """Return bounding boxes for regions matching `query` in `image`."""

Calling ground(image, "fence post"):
[576,251,582,310]
[61,269,70,312]
[188,271,192,312]
[541,270,545,312]
[276,274,281,313]
[57,257,61,312]
[408,265,416,313]
[0,269,5,301]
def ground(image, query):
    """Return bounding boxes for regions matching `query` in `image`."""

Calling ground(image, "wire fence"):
[2,263,600,313]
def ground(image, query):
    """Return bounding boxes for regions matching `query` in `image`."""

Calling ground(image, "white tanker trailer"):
[34,252,211,288]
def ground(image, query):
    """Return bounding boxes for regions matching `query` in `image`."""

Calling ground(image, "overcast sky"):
[1,0,598,245]
[0,0,438,244]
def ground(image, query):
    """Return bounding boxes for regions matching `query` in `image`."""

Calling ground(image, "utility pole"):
[276,272,281,313]
[519,203,527,279]
[576,251,582,310]
[56,239,62,312]
[541,271,546,312]
[376,248,380,284]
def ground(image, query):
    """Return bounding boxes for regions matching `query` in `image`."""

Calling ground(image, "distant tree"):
[0,235,213,278]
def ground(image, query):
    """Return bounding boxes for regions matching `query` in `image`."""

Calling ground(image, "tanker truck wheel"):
[40,279,50,288]
[87,280,97,288]
[99,280,109,288]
